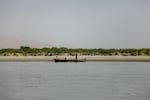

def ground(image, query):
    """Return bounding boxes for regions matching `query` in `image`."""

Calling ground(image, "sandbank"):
[0,56,150,62]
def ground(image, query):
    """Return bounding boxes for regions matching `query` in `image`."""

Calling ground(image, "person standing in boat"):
[75,53,77,60]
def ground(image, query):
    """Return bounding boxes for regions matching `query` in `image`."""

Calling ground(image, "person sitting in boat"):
[64,57,67,61]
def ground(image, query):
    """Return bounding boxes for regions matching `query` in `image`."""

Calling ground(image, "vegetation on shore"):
[0,46,150,56]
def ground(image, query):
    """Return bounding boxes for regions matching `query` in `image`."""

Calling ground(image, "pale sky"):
[0,0,150,48]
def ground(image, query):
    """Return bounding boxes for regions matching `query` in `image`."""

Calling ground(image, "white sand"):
[0,56,150,62]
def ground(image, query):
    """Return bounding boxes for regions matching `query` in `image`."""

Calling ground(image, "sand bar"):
[0,56,150,62]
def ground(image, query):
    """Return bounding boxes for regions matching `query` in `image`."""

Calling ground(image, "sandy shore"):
[0,56,150,62]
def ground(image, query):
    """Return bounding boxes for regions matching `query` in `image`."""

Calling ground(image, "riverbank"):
[0,56,150,62]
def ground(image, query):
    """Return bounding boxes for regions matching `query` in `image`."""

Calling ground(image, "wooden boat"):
[54,58,86,62]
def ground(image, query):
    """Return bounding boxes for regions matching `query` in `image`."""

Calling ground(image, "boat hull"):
[54,59,86,62]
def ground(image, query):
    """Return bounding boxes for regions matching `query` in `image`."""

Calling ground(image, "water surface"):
[0,62,150,100]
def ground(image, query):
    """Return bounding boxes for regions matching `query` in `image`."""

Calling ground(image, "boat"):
[54,58,86,62]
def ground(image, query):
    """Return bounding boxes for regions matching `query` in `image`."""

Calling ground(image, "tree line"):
[0,46,150,56]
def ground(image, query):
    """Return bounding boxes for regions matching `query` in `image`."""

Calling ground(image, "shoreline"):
[0,56,150,62]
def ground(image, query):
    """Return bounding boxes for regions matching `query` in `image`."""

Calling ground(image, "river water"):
[0,62,150,100]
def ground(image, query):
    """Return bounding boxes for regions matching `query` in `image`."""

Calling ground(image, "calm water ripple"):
[0,62,150,100]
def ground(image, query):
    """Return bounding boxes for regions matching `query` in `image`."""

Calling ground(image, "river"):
[0,62,150,100]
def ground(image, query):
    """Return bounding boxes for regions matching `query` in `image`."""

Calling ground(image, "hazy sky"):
[0,0,150,48]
